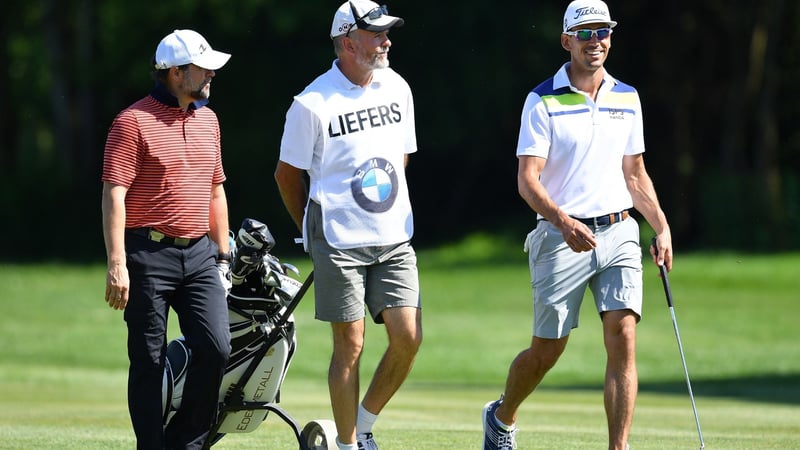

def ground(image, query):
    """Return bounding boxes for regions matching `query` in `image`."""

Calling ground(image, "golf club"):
[651,237,705,450]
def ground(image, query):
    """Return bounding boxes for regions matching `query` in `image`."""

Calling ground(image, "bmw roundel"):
[351,158,398,213]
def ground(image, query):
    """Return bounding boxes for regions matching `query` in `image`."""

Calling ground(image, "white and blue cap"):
[153,29,231,70]
[330,0,405,38]
[563,0,618,32]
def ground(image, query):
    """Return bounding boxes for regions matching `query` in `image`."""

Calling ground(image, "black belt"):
[128,228,204,247]
[572,210,629,228]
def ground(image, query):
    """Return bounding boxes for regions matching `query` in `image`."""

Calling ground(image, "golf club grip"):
[651,237,675,308]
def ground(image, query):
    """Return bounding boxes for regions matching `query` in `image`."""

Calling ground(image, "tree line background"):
[1,0,798,262]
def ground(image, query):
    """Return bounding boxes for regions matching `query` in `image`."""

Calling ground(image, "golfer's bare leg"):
[495,336,569,425]
[329,319,365,445]
[602,310,638,450]
[362,306,422,414]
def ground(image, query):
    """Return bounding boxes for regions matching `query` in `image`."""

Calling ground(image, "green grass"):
[1,235,799,449]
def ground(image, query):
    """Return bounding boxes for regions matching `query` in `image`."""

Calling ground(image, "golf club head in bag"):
[231,218,275,286]
[226,254,304,310]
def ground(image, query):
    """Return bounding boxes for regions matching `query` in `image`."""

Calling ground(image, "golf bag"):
[161,218,319,447]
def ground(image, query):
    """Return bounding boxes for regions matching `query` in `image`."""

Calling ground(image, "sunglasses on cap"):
[346,3,390,36]
[564,28,613,41]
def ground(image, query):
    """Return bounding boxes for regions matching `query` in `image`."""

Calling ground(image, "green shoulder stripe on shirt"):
[541,93,591,117]
[541,93,586,108]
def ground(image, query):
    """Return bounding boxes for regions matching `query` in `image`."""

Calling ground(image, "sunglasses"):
[346,3,389,36]
[564,28,613,41]
[358,4,388,21]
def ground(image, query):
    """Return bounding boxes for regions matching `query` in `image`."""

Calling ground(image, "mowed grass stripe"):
[3,371,798,449]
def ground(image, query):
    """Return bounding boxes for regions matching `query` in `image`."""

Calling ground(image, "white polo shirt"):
[280,61,417,249]
[516,63,645,218]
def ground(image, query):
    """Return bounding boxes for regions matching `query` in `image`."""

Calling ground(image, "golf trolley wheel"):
[301,419,338,450]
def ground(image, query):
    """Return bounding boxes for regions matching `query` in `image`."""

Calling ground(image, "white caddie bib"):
[280,62,417,249]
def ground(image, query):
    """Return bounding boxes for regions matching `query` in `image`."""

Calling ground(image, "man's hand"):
[105,263,129,310]
[559,218,597,253]
[650,234,673,272]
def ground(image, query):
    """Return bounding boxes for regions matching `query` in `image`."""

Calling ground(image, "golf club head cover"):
[231,218,275,285]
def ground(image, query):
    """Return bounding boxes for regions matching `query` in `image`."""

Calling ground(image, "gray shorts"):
[306,201,421,324]
[525,217,643,339]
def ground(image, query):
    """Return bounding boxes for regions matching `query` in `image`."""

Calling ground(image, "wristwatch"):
[216,251,232,262]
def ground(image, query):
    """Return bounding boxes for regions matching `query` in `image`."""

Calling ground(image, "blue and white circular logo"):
[351,158,398,213]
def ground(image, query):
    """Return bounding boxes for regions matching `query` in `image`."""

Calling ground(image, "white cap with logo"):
[330,1,404,38]
[153,29,231,71]
[563,0,617,32]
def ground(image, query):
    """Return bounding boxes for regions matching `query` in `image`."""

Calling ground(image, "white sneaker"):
[357,432,378,450]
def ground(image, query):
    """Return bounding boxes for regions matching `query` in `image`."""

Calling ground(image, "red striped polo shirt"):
[102,86,226,239]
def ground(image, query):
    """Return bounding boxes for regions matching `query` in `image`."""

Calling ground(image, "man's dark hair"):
[150,56,190,82]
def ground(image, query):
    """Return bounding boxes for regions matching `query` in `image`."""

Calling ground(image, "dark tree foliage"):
[1,0,797,261]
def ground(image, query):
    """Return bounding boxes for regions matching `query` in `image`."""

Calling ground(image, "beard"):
[355,47,390,70]
[189,84,210,101]
[183,78,211,101]
[371,54,389,69]
[189,90,208,100]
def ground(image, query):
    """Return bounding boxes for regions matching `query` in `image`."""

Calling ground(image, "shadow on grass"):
[556,373,800,405]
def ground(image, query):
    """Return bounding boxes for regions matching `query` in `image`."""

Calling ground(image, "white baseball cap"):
[563,0,617,32]
[153,29,231,71]
[330,1,404,38]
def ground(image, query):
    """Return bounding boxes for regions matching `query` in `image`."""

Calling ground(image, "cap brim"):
[193,50,231,71]
[360,16,404,32]
[568,19,617,30]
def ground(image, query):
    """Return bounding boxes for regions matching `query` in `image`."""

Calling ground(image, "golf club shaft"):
[652,238,705,449]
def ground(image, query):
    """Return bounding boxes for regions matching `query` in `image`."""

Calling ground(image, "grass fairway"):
[1,234,799,449]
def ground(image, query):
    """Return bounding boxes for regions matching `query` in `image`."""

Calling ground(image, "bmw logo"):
[351,158,398,213]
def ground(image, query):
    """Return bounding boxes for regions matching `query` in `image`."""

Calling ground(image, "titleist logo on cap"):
[572,6,610,20]
[563,0,617,32]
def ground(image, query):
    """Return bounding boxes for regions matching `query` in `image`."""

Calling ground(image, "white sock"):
[490,397,514,431]
[356,403,378,435]
[493,413,514,431]
[336,437,358,450]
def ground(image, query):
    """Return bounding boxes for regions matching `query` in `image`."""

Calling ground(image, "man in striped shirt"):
[101,29,232,449]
